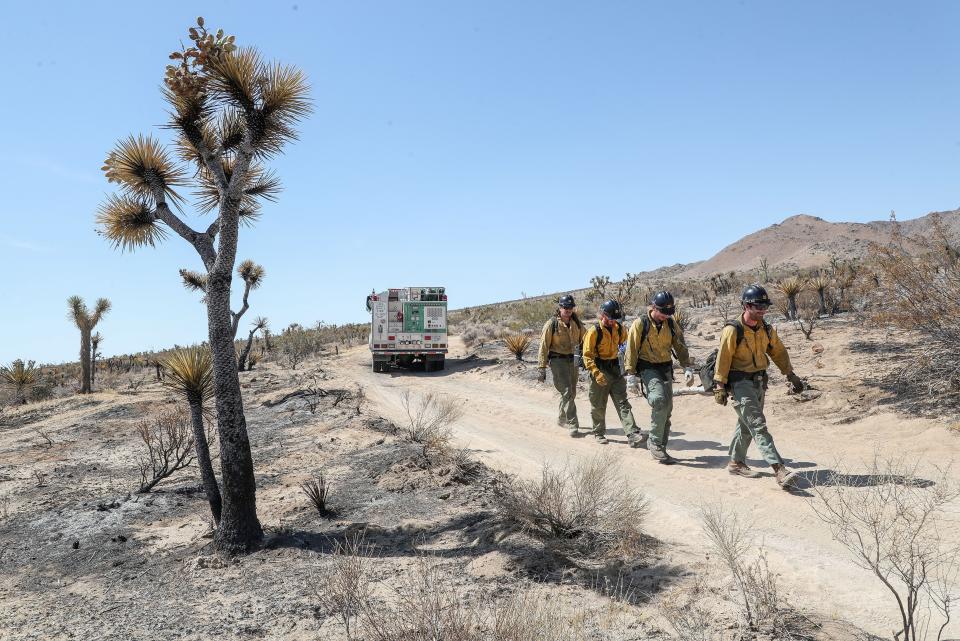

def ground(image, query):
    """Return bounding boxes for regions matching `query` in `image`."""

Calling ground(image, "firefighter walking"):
[581,300,643,445]
[537,295,586,435]
[624,291,695,464]
[713,284,806,489]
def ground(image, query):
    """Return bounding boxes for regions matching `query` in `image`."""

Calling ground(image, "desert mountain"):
[674,209,960,279]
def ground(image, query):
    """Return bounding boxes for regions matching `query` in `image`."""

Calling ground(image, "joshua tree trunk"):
[207,231,263,553]
[237,327,257,372]
[189,399,222,524]
[787,294,798,320]
[79,330,92,394]
[816,288,827,316]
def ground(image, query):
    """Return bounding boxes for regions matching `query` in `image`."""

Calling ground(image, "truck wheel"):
[436,357,445,371]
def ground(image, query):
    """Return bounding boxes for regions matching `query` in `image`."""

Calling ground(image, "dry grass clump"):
[311,532,372,640]
[503,333,532,361]
[497,455,648,562]
[399,390,464,458]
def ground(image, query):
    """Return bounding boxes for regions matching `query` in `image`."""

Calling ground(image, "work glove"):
[626,374,639,393]
[594,371,609,387]
[714,386,728,406]
[537,368,546,383]
[787,371,805,393]
[683,367,695,387]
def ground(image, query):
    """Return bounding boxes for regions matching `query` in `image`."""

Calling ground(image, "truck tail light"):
[388,336,395,340]
[441,294,447,300]
[425,335,431,340]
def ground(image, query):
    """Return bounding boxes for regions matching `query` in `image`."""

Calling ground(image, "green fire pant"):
[549,357,580,428]
[640,367,673,448]
[728,377,784,466]
[588,363,638,437]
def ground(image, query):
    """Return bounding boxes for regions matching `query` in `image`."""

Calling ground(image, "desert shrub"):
[870,216,960,408]
[811,455,960,641]
[461,322,509,348]
[503,333,532,360]
[506,298,557,332]
[497,455,648,561]
[658,579,717,641]
[399,390,463,459]
[700,503,786,634]
[714,295,737,323]
[136,408,195,493]
[278,324,320,369]
[794,293,820,340]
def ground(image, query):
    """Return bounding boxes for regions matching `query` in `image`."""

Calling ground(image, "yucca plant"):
[811,272,830,316]
[237,316,268,372]
[1,359,38,405]
[162,346,221,524]
[91,332,103,387]
[96,17,310,553]
[503,333,532,361]
[775,277,806,320]
[67,296,111,393]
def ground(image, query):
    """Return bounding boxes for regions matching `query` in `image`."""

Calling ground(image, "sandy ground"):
[326,318,960,638]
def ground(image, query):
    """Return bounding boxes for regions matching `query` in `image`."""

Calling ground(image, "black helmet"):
[741,284,772,307]
[650,291,675,315]
[599,299,623,320]
[558,294,576,309]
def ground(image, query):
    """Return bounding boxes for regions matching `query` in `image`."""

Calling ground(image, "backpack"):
[550,314,584,336]
[592,321,623,352]
[638,315,678,361]
[699,319,773,389]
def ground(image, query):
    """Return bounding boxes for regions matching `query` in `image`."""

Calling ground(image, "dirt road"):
[329,336,960,637]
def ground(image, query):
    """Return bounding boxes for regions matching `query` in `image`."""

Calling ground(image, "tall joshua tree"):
[238,316,268,372]
[163,347,221,524]
[96,18,310,553]
[67,296,111,393]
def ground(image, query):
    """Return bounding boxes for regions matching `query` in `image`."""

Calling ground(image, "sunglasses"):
[747,303,770,310]
[657,307,676,316]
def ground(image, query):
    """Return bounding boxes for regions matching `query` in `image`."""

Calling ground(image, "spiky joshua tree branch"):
[96,17,311,554]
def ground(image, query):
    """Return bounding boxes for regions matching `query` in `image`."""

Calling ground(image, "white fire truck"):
[366,287,448,373]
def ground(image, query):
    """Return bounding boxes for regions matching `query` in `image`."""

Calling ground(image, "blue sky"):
[1,1,957,364]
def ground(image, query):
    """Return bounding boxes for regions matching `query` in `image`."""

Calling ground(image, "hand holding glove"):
[787,371,805,393]
[594,371,609,387]
[683,367,695,387]
[714,386,728,406]
[626,373,639,393]
[537,368,546,383]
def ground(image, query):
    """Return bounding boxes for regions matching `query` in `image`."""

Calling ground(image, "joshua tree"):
[1,359,38,405]
[67,296,111,393]
[96,17,310,553]
[238,316,268,372]
[180,259,265,339]
[91,332,103,387]
[162,346,222,524]
[810,272,830,316]
[775,276,806,320]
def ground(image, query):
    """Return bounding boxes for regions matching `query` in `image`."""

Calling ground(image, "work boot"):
[727,461,761,478]
[648,442,675,465]
[569,428,582,438]
[627,433,644,448]
[772,463,798,490]
[593,434,609,445]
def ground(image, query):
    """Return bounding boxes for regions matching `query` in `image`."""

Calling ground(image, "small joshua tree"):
[96,17,310,553]
[810,272,830,316]
[90,332,103,387]
[1,359,38,405]
[775,276,806,320]
[162,346,222,524]
[237,316,268,372]
[67,296,111,394]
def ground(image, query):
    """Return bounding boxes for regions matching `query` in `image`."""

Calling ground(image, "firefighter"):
[624,291,694,464]
[537,295,587,434]
[581,300,642,445]
[713,284,806,489]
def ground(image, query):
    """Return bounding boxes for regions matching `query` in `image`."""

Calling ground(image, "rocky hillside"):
[676,209,960,278]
